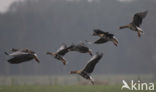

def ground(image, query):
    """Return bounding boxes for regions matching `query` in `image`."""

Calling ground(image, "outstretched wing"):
[8,53,34,64]
[9,51,28,57]
[56,44,69,56]
[93,29,110,37]
[94,37,108,44]
[132,11,148,27]
[93,29,105,34]
[56,44,67,52]
[82,53,103,73]
[10,48,19,52]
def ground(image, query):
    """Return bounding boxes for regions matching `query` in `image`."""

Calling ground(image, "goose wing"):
[56,44,67,52]
[56,44,68,56]
[70,43,90,53]
[94,37,108,44]
[94,29,105,34]
[93,29,109,37]
[9,51,28,57]
[8,53,34,64]
[82,53,103,73]
[132,11,148,27]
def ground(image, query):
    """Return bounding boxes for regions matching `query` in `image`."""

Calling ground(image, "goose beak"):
[92,32,97,36]
[4,52,9,55]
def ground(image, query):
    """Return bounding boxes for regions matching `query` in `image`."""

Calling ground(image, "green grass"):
[0,85,155,92]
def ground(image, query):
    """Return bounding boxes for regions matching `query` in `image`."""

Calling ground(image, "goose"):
[4,49,40,64]
[89,29,118,46]
[119,11,148,37]
[70,52,103,85]
[46,44,71,65]
[69,43,93,56]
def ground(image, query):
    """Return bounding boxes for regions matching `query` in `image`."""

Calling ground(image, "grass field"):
[0,75,155,92]
[0,85,155,92]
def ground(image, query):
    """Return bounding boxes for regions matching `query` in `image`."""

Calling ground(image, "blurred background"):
[0,0,156,85]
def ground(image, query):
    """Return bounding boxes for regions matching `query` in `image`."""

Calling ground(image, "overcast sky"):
[0,0,155,13]
[0,0,123,13]
[0,0,132,13]
[0,0,18,13]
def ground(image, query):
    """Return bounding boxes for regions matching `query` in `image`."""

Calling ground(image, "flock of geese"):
[4,11,148,85]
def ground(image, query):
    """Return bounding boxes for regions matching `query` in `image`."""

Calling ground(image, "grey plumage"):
[120,11,148,37]
[47,44,71,65]
[132,11,148,27]
[82,52,103,73]
[70,52,103,85]
[5,49,40,64]
[68,43,93,56]
[88,30,118,46]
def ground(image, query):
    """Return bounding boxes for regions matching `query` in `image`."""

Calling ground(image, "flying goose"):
[68,43,93,56]
[46,44,71,65]
[119,11,148,37]
[70,52,103,85]
[4,49,40,64]
[88,29,118,46]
